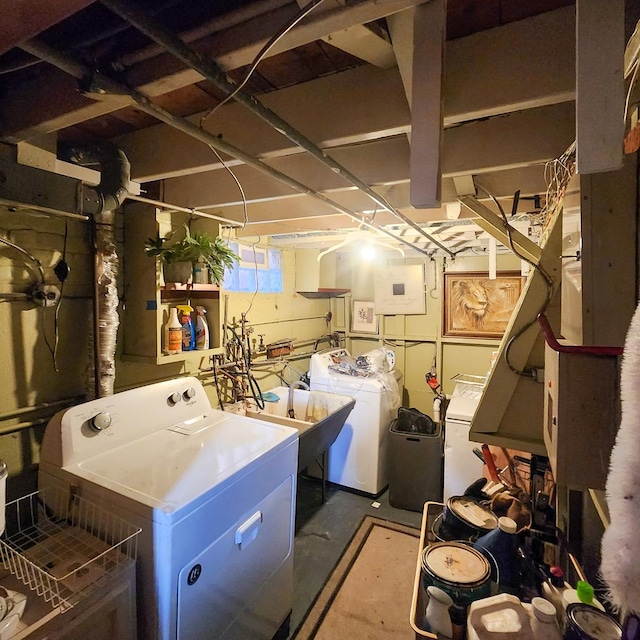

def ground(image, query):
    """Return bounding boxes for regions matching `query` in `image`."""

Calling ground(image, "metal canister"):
[563,604,622,640]
[421,541,492,606]
[439,496,499,541]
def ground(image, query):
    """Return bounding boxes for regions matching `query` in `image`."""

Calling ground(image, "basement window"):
[223,243,283,293]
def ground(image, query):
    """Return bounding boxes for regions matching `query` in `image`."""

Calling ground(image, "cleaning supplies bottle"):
[542,565,571,623]
[164,307,182,355]
[195,306,210,350]
[177,304,195,351]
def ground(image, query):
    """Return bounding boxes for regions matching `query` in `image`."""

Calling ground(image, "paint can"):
[563,604,622,640]
[438,496,499,542]
[421,541,492,606]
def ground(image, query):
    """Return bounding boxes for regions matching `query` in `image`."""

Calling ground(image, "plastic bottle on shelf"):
[526,597,563,640]
[177,304,195,351]
[164,307,182,355]
[561,580,605,613]
[193,258,208,285]
[542,565,571,623]
[195,306,210,350]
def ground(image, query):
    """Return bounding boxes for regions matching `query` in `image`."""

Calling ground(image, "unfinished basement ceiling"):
[0,0,581,254]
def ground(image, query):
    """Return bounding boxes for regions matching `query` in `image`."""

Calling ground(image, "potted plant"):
[145,225,239,285]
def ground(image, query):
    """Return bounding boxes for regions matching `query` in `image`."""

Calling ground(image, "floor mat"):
[292,515,420,640]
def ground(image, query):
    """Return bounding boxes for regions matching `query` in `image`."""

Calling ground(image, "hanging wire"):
[198,0,328,323]
[474,183,555,378]
[207,145,249,229]
[200,0,327,127]
[204,144,261,319]
[41,220,70,372]
[624,59,640,125]
[0,236,45,283]
[529,141,576,232]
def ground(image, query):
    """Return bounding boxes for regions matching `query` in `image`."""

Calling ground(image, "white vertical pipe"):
[489,237,497,279]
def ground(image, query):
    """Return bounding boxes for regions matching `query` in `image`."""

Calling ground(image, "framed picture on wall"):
[351,300,379,334]
[443,271,524,338]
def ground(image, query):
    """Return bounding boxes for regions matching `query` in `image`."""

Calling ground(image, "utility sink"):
[240,387,355,472]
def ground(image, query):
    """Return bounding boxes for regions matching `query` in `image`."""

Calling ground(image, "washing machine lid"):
[310,372,384,395]
[63,413,297,515]
[309,348,350,379]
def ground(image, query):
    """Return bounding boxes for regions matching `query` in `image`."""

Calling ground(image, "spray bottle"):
[164,307,182,355]
[177,304,195,351]
[195,306,210,350]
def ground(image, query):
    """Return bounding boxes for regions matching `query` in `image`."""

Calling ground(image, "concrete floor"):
[289,476,424,636]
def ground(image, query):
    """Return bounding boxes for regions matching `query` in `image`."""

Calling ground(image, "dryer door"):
[176,476,294,640]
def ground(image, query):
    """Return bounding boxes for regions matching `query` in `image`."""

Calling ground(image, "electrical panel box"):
[543,343,619,490]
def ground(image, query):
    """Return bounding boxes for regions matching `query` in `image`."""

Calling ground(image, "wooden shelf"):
[122,347,224,365]
[161,283,221,300]
[296,288,350,298]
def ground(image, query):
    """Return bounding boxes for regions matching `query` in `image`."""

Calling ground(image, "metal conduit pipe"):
[100,0,454,258]
[126,193,243,227]
[116,0,292,69]
[0,418,49,437]
[0,396,85,422]
[20,39,432,258]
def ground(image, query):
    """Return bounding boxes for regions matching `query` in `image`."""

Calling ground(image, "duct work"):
[60,141,130,399]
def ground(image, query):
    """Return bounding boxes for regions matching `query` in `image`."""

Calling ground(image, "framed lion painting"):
[443,271,524,339]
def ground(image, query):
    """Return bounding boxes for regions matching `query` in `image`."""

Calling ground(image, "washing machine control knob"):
[90,412,112,431]
[183,387,196,400]
[168,392,182,406]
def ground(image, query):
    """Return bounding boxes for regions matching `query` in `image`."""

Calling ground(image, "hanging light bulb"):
[361,244,376,261]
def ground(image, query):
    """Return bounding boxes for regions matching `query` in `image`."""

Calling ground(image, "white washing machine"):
[308,349,395,496]
[443,377,485,501]
[38,377,298,640]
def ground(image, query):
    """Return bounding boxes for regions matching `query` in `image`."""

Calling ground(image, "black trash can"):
[388,407,443,511]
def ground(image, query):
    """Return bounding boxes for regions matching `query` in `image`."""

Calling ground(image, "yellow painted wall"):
[0,208,330,497]
[0,201,522,500]
[342,251,521,416]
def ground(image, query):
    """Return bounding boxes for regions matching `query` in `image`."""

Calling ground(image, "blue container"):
[472,516,521,594]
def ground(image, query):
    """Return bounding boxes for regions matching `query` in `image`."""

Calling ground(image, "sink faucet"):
[288,380,309,419]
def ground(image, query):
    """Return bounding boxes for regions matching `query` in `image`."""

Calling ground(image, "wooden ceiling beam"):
[0,0,97,56]
[116,9,575,182]
[184,164,554,233]
[163,102,574,209]
[458,195,542,264]
[118,66,410,181]
[2,5,575,149]
[1,0,425,142]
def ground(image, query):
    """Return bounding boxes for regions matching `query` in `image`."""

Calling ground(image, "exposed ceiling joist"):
[458,195,542,264]
[1,0,428,143]
[321,25,396,68]
[163,102,575,211]
[0,0,96,56]
[112,8,576,183]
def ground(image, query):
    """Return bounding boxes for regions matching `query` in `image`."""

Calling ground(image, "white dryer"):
[38,377,298,640]
[308,349,395,496]
[443,377,485,501]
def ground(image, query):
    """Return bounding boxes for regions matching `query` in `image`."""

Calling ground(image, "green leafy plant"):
[145,226,239,285]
